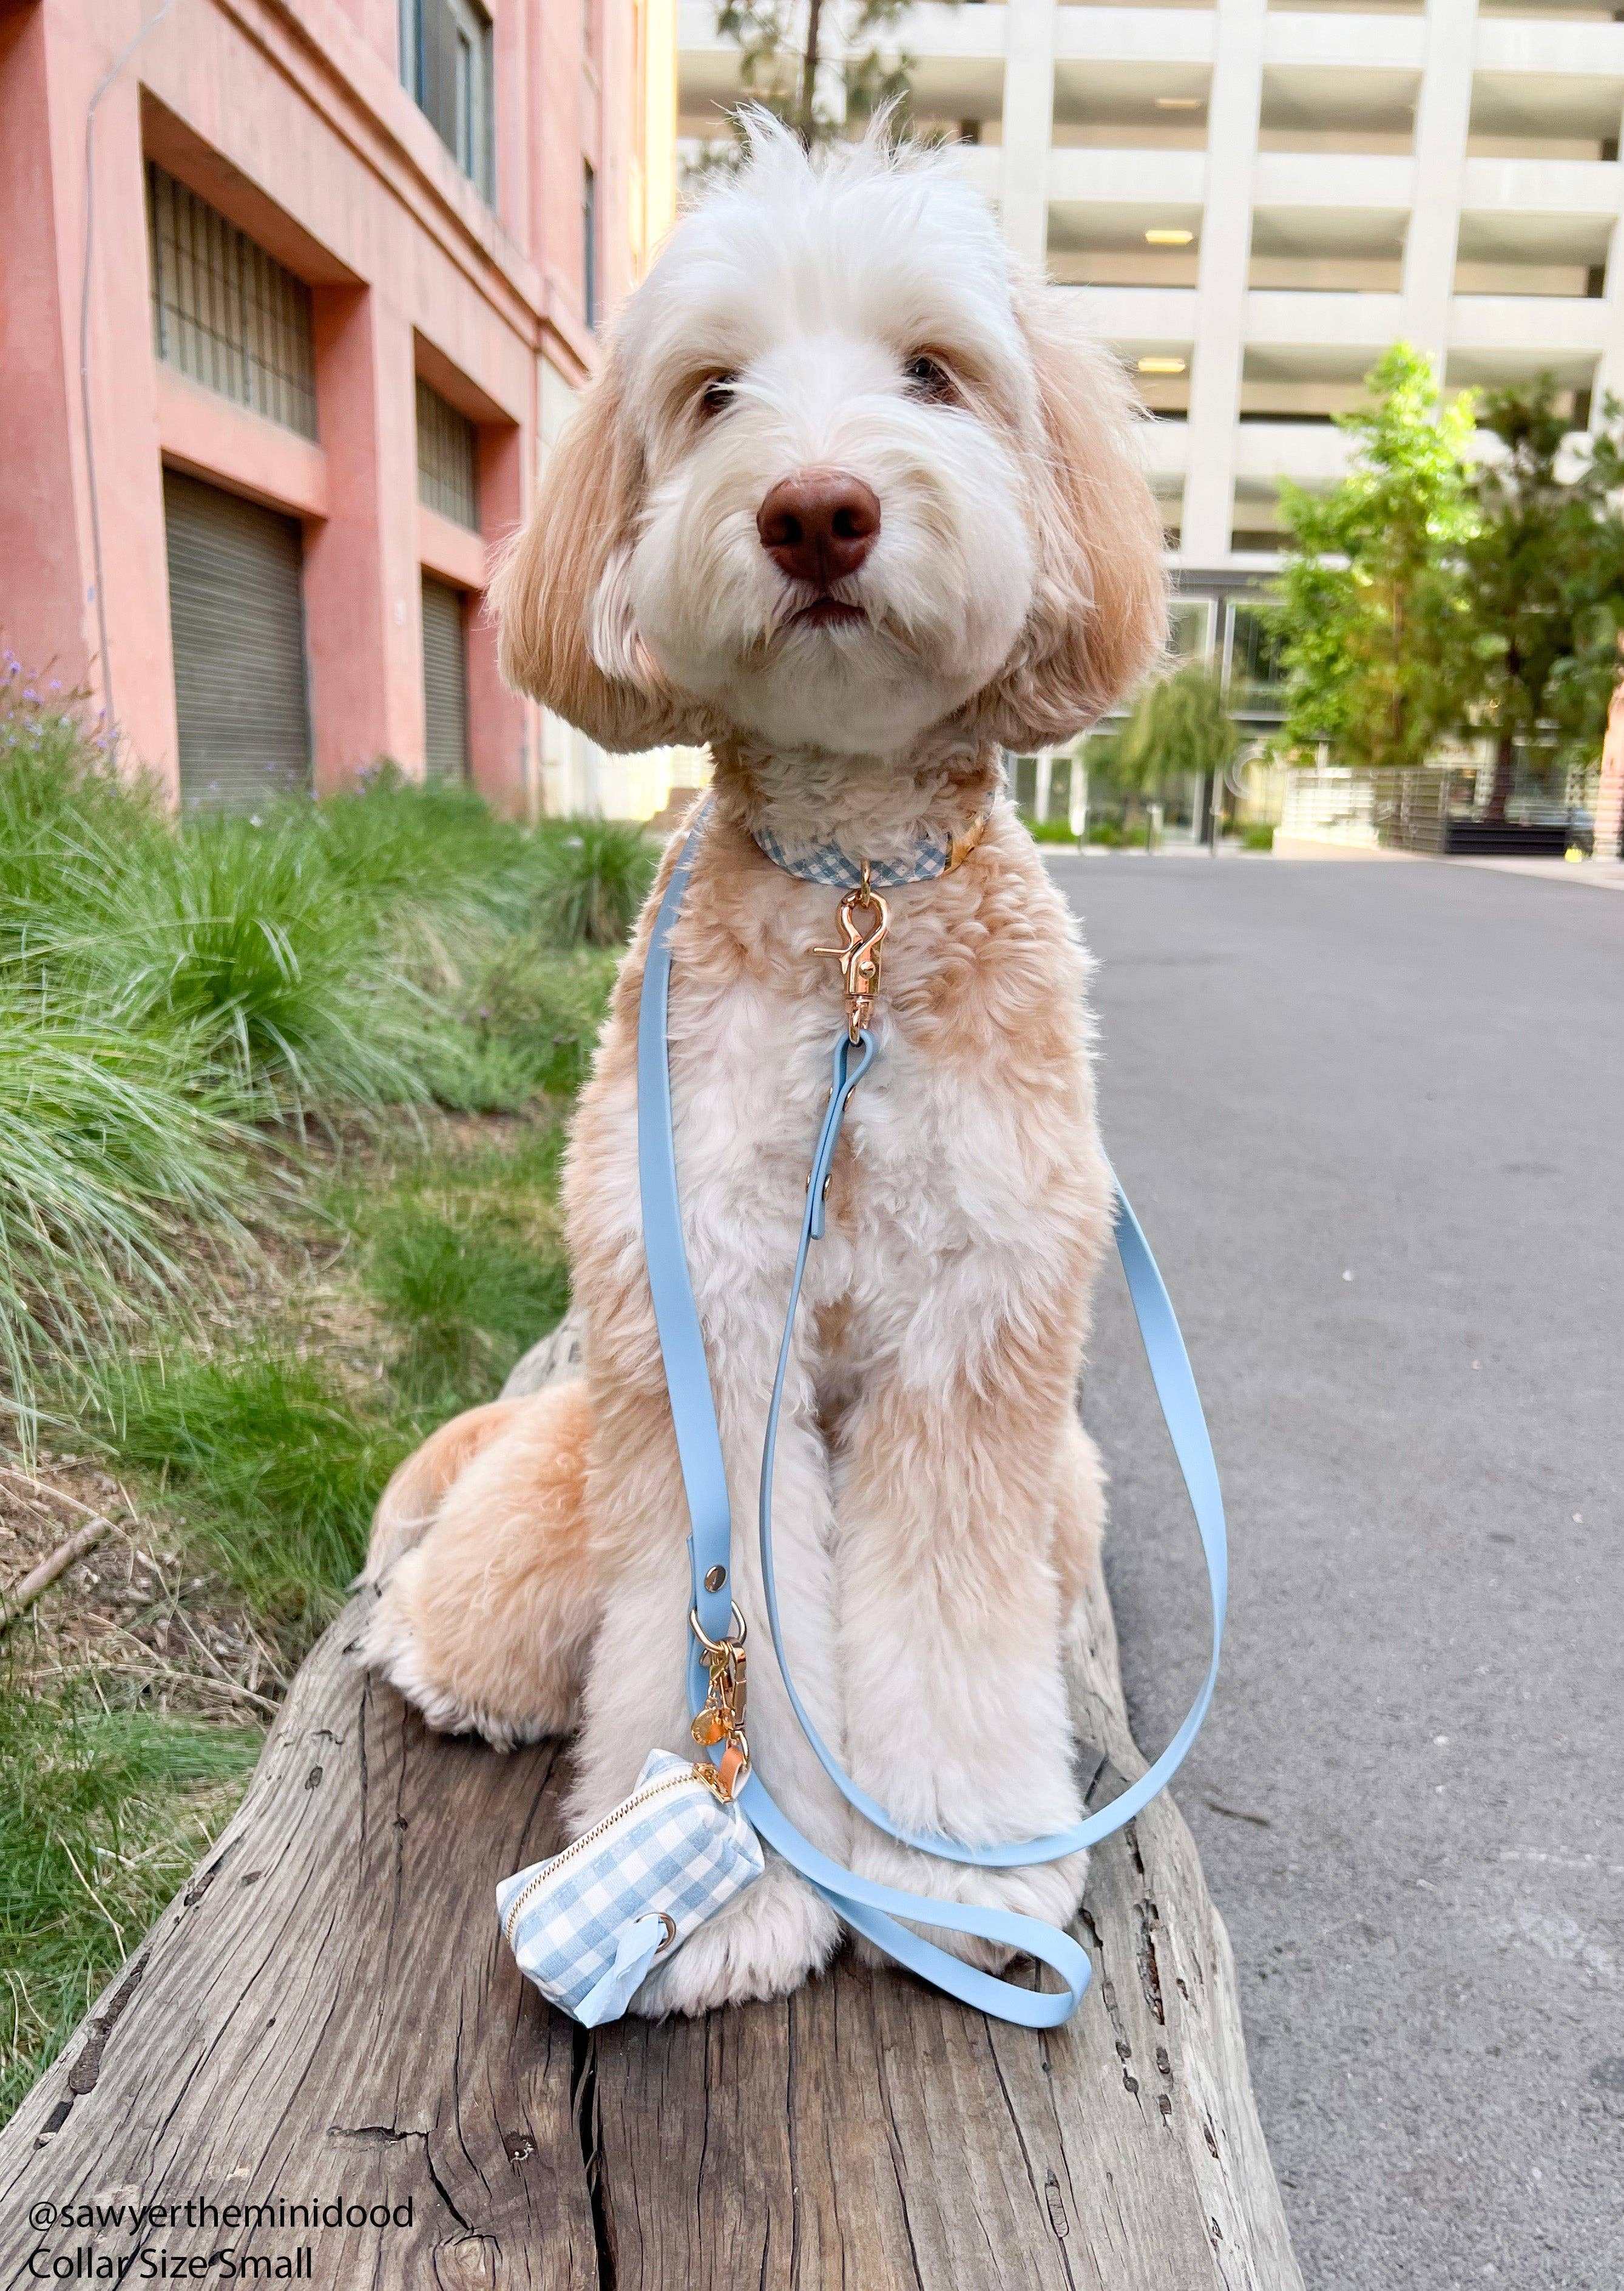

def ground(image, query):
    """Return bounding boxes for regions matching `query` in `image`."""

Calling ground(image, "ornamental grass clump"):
[0,660,647,1437]
[528,818,657,947]
[103,812,431,1127]
[0,994,247,1440]
[0,684,249,1436]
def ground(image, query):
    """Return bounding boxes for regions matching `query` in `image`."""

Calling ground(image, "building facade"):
[1,0,677,815]
[680,0,1624,733]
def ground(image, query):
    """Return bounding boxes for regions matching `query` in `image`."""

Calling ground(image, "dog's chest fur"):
[575,809,1109,1417]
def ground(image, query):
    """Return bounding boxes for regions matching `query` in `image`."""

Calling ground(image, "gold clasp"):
[814,863,890,1042]
[689,1604,751,1797]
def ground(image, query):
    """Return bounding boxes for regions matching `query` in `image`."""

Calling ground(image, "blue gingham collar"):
[752,810,989,891]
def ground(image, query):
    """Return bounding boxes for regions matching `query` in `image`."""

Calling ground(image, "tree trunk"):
[799,0,824,140]
[1595,647,1624,861]
[1485,730,1517,825]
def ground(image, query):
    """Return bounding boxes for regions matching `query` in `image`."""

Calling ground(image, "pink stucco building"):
[0,0,675,813]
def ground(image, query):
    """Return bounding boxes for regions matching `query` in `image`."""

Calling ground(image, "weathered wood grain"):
[0,1332,1301,2291]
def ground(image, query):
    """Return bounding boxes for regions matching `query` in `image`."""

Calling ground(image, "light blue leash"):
[637,810,1228,2025]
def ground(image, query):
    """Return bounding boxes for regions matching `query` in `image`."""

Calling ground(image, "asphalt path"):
[1052,851,1623,2291]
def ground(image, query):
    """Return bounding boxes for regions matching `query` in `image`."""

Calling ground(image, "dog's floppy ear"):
[492,359,692,752]
[975,285,1167,751]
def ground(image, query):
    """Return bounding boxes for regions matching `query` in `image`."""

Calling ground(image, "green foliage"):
[529,820,656,948]
[0,674,640,1428]
[0,1000,246,1432]
[1460,378,1624,807]
[418,938,617,1112]
[1026,818,1078,845]
[0,1688,258,2122]
[696,2,933,177]
[1268,344,1480,770]
[1117,662,1241,792]
[0,693,251,1436]
[0,702,626,2125]
[104,814,432,1124]
[364,1204,570,1405]
[1243,823,1276,852]
[85,1351,414,1635]
[464,942,619,1098]
[308,769,530,927]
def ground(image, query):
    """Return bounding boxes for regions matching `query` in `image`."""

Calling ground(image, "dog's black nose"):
[757,470,881,586]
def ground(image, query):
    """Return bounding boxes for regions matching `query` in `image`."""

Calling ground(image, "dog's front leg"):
[565,1362,855,2017]
[831,1372,1090,1968]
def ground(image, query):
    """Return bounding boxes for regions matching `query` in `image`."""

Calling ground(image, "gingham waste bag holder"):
[497,1750,764,2027]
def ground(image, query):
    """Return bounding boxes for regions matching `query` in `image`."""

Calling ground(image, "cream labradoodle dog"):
[361,120,1165,2016]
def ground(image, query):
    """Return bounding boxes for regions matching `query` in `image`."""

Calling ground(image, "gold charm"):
[689,1636,748,1750]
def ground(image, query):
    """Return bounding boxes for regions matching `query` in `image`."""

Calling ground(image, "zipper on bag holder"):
[501,1763,721,1950]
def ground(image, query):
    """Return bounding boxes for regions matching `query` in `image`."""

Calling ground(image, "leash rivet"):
[704,1564,727,1593]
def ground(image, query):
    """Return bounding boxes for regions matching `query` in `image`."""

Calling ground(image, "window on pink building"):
[146,165,317,440]
[401,0,496,202]
[416,379,480,533]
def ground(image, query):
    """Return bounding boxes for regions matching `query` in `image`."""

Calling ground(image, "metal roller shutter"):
[163,470,312,810]
[421,574,470,781]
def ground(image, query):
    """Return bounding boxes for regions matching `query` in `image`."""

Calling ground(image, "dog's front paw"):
[848,1839,1090,1975]
[357,1550,552,1750]
[630,1859,842,2017]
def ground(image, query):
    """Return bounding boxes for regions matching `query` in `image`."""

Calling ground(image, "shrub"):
[469,942,618,1097]
[529,820,656,947]
[1027,818,1078,845]
[1243,823,1276,852]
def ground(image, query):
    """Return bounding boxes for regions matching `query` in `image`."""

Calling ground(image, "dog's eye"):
[904,354,955,404]
[697,373,737,418]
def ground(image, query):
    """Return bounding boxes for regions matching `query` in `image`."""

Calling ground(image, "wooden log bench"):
[0,1325,1304,2291]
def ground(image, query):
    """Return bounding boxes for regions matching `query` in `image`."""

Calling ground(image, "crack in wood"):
[66,1954,147,2099]
[572,2022,614,2289]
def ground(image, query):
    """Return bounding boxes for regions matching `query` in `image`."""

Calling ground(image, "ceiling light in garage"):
[1155,97,1203,110]
[1137,357,1188,375]
[1145,228,1195,245]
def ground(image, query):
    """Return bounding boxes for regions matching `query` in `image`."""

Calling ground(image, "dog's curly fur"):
[360,119,1165,2017]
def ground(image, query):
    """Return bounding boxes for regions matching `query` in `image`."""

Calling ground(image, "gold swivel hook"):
[814,861,890,1042]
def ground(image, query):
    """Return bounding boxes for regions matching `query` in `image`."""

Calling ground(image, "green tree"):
[1267,344,1478,771]
[701,0,937,168]
[1460,376,1624,820]
[1115,661,1240,815]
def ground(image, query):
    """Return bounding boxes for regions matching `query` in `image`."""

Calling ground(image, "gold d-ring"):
[651,1910,678,1953]
[689,1601,747,1653]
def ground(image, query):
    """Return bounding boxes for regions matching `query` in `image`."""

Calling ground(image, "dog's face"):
[496,124,1165,759]
[607,149,1044,753]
